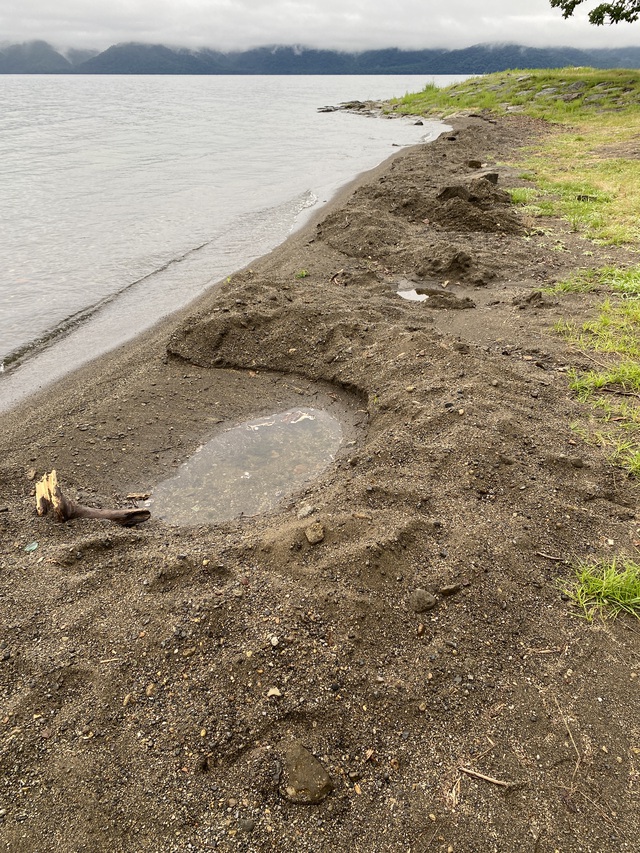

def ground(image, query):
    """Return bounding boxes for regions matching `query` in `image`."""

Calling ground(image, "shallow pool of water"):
[150,407,343,525]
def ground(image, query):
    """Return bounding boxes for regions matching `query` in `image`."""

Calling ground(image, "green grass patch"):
[563,558,640,620]
[392,67,640,122]
[558,298,640,358]
[554,265,640,476]
[392,68,640,246]
[519,146,640,244]
[568,361,640,399]
[508,187,539,205]
[549,265,640,294]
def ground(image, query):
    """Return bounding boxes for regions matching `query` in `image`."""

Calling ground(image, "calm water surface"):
[0,75,463,409]
[150,407,343,525]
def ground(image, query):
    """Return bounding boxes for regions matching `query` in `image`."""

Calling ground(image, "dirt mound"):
[428,178,523,234]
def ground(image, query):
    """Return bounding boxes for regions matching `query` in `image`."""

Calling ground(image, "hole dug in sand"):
[150,407,344,525]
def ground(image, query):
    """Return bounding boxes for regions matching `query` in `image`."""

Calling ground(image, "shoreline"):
[1,112,639,851]
[0,122,445,416]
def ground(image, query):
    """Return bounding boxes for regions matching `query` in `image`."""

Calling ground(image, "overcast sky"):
[2,0,640,53]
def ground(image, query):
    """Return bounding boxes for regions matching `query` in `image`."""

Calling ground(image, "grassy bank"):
[394,68,640,245]
[395,68,640,616]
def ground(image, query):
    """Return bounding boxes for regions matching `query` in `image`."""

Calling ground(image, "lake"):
[0,74,462,409]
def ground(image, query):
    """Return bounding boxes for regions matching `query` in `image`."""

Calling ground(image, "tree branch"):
[36,470,150,527]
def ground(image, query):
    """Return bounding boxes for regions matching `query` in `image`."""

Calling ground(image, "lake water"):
[0,75,462,409]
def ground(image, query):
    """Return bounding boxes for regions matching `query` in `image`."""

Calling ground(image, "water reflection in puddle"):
[150,408,343,525]
[397,289,428,302]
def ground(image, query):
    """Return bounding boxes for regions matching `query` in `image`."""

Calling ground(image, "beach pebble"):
[305,522,325,545]
[297,503,315,520]
[439,583,462,596]
[409,589,437,613]
[280,741,333,804]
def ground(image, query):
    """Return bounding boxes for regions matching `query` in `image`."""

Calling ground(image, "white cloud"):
[1,0,639,52]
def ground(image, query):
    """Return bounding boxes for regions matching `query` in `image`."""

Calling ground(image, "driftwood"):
[36,470,150,527]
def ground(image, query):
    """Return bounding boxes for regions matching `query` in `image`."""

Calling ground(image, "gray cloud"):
[1,0,639,52]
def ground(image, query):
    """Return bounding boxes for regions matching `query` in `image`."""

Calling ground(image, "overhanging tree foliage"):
[550,0,640,24]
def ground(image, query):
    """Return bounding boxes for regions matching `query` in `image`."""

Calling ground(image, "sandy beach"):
[1,112,639,851]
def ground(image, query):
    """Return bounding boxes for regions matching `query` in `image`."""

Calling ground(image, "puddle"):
[397,289,428,302]
[150,408,343,525]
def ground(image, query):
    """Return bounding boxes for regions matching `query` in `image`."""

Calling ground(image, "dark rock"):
[513,290,557,310]
[409,589,437,613]
[280,741,333,804]
[415,288,476,310]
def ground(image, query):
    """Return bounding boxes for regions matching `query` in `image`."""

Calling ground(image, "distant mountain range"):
[3,39,640,75]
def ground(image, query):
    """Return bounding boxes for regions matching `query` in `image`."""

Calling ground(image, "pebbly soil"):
[1,113,639,853]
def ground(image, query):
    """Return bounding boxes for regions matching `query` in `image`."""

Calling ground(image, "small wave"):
[0,189,321,380]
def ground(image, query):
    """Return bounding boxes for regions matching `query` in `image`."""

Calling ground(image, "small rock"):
[238,818,256,834]
[297,503,315,520]
[280,741,333,804]
[409,589,437,613]
[439,583,461,596]
[267,687,282,698]
[466,159,482,169]
[305,522,325,545]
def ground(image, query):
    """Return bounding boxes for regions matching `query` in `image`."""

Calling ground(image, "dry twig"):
[36,470,150,527]
[459,767,513,788]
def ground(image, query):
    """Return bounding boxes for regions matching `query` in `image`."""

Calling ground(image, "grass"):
[563,558,640,621]
[549,263,640,476]
[557,301,640,476]
[392,67,640,123]
[547,265,640,294]
[392,67,640,246]
[393,68,640,477]
[568,361,640,399]
[558,299,640,358]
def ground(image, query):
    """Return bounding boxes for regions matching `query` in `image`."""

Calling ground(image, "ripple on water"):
[150,408,343,525]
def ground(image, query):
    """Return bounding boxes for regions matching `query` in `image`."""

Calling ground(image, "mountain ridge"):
[3,39,640,74]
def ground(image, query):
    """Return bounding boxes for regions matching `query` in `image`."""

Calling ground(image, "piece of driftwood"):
[36,470,150,527]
